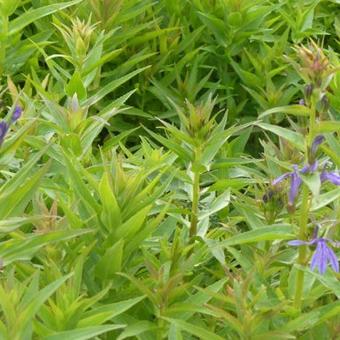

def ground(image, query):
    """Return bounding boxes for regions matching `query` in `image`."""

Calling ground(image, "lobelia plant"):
[145,95,250,240]
[1,2,340,339]
[262,42,340,311]
[272,135,340,208]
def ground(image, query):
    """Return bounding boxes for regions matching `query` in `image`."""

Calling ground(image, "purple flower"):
[288,236,339,274]
[289,165,302,205]
[11,106,22,123]
[272,165,304,205]
[301,161,318,174]
[272,161,338,207]
[0,121,8,145]
[311,135,324,156]
[320,171,340,186]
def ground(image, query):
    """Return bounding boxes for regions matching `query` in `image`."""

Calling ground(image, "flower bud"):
[262,189,274,203]
[296,43,330,89]
[11,106,22,123]
[304,84,313,99]
[310,135,324,160]
[0,121,8,145]
[320,94,329,112]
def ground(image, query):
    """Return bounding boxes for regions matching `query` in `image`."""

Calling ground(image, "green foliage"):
[0,0,339,339]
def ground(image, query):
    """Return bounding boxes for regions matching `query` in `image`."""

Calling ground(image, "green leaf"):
[210,178,255,191]
[19,274,73,331]
[259,105,311,119]
[63,151,101,215]
[201,304,243,336]
[44,325,125,340]
[233,202,264,229]
[9,0,83,36]
[65,71,87,100]
[99,171,121,230]
[0,162,50,219]
[282,301,340,332]
[311,187,340,211]
[315,121,340,133]
[79,296,145,327]
[256,122,305,151]
[221,224,294,247]
[0,146,48,196]
[199,190,230,220]
[174,279,227,321]
[297,265,340,298]
[80,110,119,155]
[83,66,150,106]
[0,120,36,155]
[162,318,224,340]
[0,216,43,233]
[115,205,151,240]
[0,229,92,264]
[144,126,193,162]
[252,331,295,339]
[300,172,321,198]
[95,239,124,280]
[117,321,157,340]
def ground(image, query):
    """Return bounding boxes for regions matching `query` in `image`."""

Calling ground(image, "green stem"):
[189,169,200,238]
[156,315,164,340]
[0,14,8,75]
[294,184,309,309]
[308,90,317,146]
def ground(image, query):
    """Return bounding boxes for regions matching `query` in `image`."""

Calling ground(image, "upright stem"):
[294,87,317,309]
[189,169,200,238]
[308,91,317,145]
[294,184,309,309]
[0,14,8,75]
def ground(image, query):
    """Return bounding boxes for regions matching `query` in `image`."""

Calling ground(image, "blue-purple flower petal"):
[301,161,318,174]
[325,245,339,273]
[321,171,340,186]
[290,235,339,275]
[311,135,325,155]
[300,165,309,174]
[0,121,8,145]
[288,240,310,246]
[310,241,322,272]
[309,161,318,172]
[272,172,291,186]
[319,241,327,274]
[11,106,22,122]
[288,165,302,205]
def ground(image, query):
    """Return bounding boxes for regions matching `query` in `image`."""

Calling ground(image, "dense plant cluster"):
[0,0,339,339]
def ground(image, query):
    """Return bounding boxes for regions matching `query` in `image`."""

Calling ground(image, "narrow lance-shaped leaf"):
[256,122,305,151]
[221,224,294,247]
[9,0,83,35]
